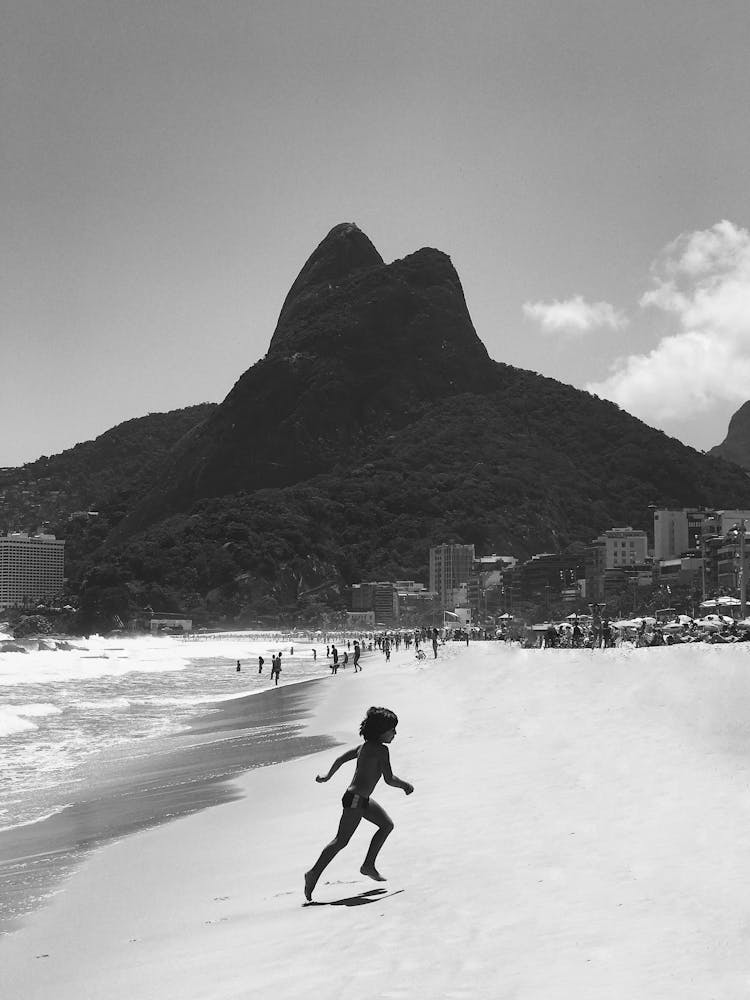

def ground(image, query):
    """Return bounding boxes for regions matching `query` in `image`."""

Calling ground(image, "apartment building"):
[0,532,65,609]
[429,543,475,609]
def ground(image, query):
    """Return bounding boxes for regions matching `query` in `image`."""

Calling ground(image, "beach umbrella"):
[662,621,687,634]
[696,614,734,629]
[716,596,741,606]
[699,599,718,609]
[498,613,514,620]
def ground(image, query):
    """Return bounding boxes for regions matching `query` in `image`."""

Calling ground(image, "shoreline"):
[9,642,750,997]
[0,676,336,935]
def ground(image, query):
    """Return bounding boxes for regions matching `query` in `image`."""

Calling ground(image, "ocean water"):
[0,632,333,832]
[0,631,344,933]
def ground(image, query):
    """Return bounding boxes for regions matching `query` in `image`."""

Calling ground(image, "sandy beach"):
[4,639,750,999]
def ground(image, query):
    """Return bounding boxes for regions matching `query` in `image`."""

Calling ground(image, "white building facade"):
[0,532,65,609]
[602,527,648,569]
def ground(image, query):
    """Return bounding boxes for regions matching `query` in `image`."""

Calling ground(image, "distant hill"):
[13,224,749,631]
[709,401,750,470]
[0,404,216,532]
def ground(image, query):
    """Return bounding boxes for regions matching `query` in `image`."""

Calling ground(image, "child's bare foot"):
[304,870,318,901]
[360,864,386,882]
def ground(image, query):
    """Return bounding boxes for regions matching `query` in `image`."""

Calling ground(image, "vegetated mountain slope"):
[68,222,750,627]
[83,372,750,629]
[0,404,216,532]
[709,401,750,470]
[114,223,497,537]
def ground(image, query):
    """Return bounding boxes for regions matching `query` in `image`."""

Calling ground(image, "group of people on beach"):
[326,640,362,674]
[538,616,750,648]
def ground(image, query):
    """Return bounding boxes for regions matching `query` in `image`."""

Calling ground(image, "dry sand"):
[4,640,750,999]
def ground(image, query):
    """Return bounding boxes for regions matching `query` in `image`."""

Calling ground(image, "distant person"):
[258,655,264,674]
[343,650,349,668]
[432,628,438,658]
[312,648,317,661]
[353,640,361,671]
[331,644,339,673]
[304,706,413,901]
[271,654,282,685]
[326,645,330,658]
[236,660,241,672]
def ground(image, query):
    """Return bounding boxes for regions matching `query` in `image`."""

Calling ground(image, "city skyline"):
[4,2,750,466]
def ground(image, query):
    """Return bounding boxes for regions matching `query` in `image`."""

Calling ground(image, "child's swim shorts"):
[342,790,370,810]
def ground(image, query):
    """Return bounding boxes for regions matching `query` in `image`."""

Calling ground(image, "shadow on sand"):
[304,888,405,907]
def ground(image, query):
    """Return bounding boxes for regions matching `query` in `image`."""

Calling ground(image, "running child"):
[304,706,413,901]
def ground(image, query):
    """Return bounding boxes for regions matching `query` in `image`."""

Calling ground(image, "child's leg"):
[305,808,362,900]
[360,799,394,880]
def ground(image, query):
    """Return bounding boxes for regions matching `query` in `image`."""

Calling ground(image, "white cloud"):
[586,220,750,423]
[523,295,627,336]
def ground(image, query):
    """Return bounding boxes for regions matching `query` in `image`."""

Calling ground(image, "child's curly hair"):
[359,706,398,742]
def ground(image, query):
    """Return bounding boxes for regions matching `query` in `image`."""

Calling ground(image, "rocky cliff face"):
[709,401,750,470]
[116,223,498,535]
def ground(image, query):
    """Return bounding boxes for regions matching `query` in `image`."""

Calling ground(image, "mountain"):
[17,223,750,630]
[709,401,750,470]
[0,404,216,532]
[114,222,497,537]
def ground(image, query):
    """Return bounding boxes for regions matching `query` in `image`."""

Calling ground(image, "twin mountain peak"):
[118,223,750,543]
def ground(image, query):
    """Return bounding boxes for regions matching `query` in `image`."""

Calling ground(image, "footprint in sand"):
[35,954,50,959]
[213,896,230,901]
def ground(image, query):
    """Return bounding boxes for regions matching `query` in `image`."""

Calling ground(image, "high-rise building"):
[429,543,475,609]
[0,532,65,609]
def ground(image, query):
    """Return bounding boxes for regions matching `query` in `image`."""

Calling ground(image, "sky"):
[4,0,750,467]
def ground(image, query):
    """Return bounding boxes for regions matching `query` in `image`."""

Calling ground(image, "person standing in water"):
[304,707,413,901]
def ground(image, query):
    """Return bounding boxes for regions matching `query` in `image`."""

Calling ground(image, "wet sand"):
[0,678,335,934]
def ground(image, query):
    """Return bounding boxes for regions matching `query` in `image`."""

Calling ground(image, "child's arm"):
[381,746,414,795]
[315,745,360,782]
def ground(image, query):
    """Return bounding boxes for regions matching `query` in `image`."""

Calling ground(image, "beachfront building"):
[601,527,648,568]
[0,532,65,609]
[351,582,398,625]
[395,581,438,625]
[149,613,192,634]
[585,527,649,605]
[654,509,692,561]
[429,543,475,610]
[653,508,750,560]
[506,552,586,606]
